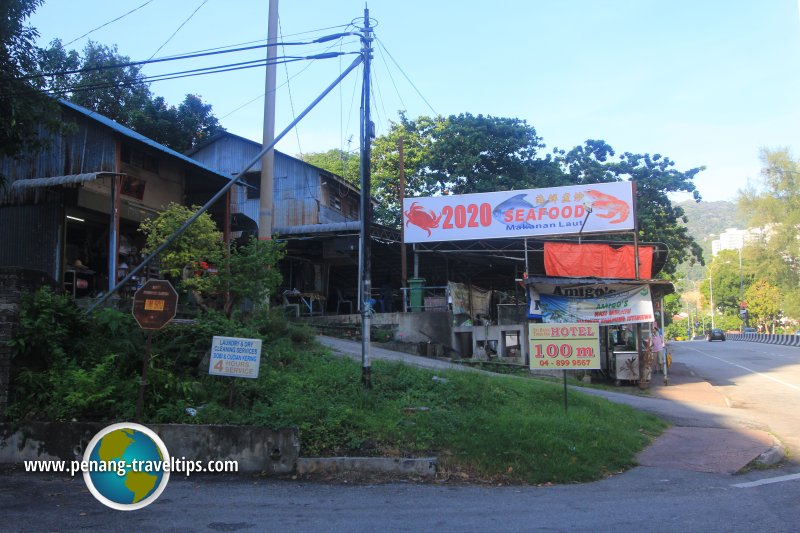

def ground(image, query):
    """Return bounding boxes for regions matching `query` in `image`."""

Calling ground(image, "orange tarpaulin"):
[543,242,653,279]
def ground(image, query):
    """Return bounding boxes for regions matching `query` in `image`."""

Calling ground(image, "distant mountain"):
[673,200,746,282]
[676,200,745,253]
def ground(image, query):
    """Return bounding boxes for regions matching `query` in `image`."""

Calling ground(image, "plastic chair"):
[336,289,353,314]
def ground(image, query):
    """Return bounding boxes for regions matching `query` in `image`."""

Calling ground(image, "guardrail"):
[726,333,800,346]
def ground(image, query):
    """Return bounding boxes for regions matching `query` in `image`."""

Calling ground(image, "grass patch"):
[8,290,666,485]
[187,348,666,484]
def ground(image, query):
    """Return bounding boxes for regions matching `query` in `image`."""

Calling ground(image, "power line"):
[280,19,303,158]
[63,0,156,46]
[375,39,406,113]
[147,0,209,61]
[26,33,360,80]
[36,53,354,97]
[375,36,438,116]
[216,29,360,121]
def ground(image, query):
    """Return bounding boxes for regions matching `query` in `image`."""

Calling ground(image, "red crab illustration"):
[586,189,630,224]
[405,202,443,237]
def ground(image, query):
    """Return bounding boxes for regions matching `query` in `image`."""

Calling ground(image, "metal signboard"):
[403,181,634,243]
[209,336,263,379]
[132,280,178,330]
[529,323,601,370]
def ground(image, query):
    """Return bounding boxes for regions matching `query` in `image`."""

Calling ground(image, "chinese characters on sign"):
[403,182,634,243]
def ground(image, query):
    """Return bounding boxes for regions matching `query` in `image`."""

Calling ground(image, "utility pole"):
[399,137,407,289]
[359,8,374,388]
[258,0,279,240]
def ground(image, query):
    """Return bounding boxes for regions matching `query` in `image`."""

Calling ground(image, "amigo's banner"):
[537,285,654,325]
[402,181,634,243]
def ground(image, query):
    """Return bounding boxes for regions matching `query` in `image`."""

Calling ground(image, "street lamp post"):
[710,270,715,330]
[738,245,747,328]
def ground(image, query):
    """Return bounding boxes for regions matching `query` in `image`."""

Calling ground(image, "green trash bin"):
[408,277,425,312]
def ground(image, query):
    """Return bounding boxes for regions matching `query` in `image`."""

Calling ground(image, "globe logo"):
[82,423,170,510]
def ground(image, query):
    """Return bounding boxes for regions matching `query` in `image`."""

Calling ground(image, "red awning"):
[543,242,653,279]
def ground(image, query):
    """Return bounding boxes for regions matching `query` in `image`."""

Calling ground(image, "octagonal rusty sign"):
[132,280,178,330]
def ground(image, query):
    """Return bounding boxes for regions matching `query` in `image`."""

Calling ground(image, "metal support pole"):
[86,55,364,314]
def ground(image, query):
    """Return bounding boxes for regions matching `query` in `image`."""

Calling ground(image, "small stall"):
[526,276,673,384]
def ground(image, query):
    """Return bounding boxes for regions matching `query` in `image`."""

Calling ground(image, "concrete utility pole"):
[258,0,279,240]
[399,137,407,289]
[359,7,373,388]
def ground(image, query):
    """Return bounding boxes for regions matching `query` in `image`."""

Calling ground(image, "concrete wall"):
[307,311,452,346]
[0,422,299,474]
[0,268,58,420]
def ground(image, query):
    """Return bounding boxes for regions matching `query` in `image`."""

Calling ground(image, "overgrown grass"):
[181,351,666,484]
[9,287,667,484]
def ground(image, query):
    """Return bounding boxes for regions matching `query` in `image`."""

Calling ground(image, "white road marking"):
[733,472,800,488]
[682,345,800,392]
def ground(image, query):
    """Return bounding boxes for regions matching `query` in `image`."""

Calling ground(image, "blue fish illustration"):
[492,193,548,224]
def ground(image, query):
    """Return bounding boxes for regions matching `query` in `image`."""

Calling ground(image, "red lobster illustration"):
[586,189,630,224]
[404,202,442,237]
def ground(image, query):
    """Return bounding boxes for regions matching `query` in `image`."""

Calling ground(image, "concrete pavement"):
[316,335,786,475]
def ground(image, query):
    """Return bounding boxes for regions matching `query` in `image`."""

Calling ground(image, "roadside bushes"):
[7,287,315,423]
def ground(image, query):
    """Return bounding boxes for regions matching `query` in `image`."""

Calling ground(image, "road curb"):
[296,456,438,477]
[755,437,786,467]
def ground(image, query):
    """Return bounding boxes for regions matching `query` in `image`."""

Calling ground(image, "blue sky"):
[29,1,800,202]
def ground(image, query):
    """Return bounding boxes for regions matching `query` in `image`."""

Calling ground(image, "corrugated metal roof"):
[59,100,234,182]
[9,172,119,191]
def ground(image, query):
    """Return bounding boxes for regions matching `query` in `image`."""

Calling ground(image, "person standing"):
[649,324,665,374]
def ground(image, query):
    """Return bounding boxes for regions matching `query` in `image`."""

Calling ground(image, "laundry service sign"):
[402,181,634,243]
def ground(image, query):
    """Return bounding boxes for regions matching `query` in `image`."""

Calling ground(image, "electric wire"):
[375,37,406,113]
[280,19,304,158]
[216,29,359,120]
[375,36,438,116]
[147,0,209,61]
[25,33,360,80]
[63,0,156,47]
[35,53,354,98]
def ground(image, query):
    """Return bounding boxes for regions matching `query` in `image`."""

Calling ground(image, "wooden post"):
[136,331,153,421]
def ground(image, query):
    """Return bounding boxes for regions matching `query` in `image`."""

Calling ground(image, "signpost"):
[132,280,178,330]
[209,335,264,408]
[209,336,263,379]
[132,280,179,420]
[529,322,600,412]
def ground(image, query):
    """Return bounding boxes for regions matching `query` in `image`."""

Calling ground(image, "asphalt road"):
[672,339,800,458]
[2,338,799,531]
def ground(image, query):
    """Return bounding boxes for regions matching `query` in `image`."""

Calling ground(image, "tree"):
[371,114,441,226]
[0,0,61,184]
[62,41,152,125]
[36,40,224,153]
[369,112,704,275]
[301,149,360,186]
[138,203,224,300]
[131,94,224,153]
[370,113,560,227]
[699,249,746,315]
[739,148,800,259]
[744,279,780,333]
[736,148,800,321]
[138,203,284,316]
[422,113,550,194]
[557,143,705,274]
